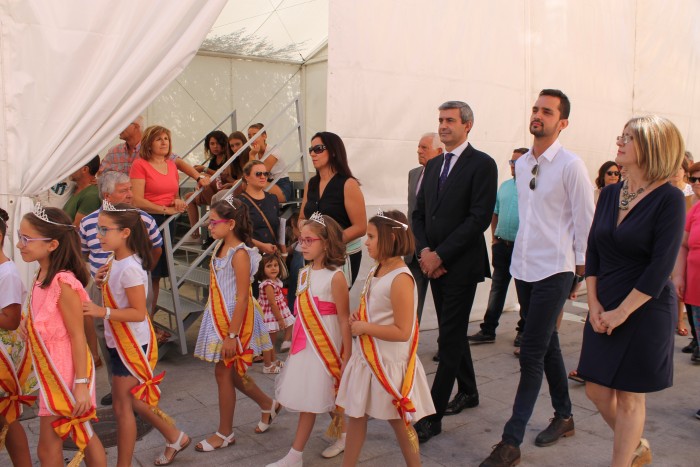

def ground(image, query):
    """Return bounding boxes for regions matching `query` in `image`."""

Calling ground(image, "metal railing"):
[156,96,308,354]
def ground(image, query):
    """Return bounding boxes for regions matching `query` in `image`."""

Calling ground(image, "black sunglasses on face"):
[689,176,700,183]
[254,171,271,178]
[606,171,620,177]
[529,164,539,190]
[308,144,327,155]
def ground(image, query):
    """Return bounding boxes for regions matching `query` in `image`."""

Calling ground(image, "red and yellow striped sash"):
[102,261,173,425]
[356,266,419,450]
[208,243,255,378]
[0,341,36,426]
[25,284,96,464]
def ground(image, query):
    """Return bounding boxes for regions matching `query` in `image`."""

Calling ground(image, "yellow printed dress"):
[336,267,435,420]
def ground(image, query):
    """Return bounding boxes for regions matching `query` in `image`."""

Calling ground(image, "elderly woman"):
[130,125,210,332]
[594,161,621,204]
[577,116,685,467]
[248,123,292,203]
[299,131,367,287]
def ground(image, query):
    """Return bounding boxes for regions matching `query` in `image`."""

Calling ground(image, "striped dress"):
[194,242,272,362]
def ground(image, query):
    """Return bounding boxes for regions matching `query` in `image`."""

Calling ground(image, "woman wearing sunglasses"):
[594,161,621,204]
[239,160,284,258]
[299,132,367,287]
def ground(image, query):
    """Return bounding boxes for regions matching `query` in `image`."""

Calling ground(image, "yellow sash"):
[356,265,419,451]
[295,265,344,437]
[0,340,36,449]
[208,242,255,382]
[26,277,97,467]
[102,258,173,425]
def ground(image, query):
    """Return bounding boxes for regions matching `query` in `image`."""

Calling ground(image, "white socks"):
[286,448,303,461]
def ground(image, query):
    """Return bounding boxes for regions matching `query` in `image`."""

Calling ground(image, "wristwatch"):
[574,274,585,284]
[104,307,111,320]
[74,378,90,385]
[197,174,206,181]
[228,333,239,339]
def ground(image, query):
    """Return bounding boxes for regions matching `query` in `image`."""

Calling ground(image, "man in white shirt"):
[481,89,594,467]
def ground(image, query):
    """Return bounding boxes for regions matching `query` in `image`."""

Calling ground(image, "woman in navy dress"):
[577,116,686,467]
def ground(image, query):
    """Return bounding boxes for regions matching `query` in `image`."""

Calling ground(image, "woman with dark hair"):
[228,131,252,181]
[299,131,367,287]
[248,123,292,203]
[594,161,621,204]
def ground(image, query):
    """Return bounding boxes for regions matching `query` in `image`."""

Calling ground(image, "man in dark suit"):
[407,132,443,322]
[412,101,498,443]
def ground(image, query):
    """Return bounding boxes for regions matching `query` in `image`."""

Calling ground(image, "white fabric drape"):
[0,0,227,278]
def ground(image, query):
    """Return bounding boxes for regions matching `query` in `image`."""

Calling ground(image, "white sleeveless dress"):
[336,267,435,420]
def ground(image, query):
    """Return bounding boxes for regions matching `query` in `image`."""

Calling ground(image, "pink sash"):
[290,297,337,354]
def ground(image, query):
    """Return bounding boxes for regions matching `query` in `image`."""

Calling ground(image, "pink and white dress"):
[258,278,295,333]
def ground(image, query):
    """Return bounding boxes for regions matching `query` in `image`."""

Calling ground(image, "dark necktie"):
[438,152,454,191]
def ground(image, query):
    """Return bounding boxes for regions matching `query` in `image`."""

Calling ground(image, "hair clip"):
[32,202,74,227]
[376,208,409,230]
[224,193,238,209]
[309,211,326,227]
[102,200,139,212]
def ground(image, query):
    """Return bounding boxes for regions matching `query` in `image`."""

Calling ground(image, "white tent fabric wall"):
[327,0,700,318]
[0,0,227,277]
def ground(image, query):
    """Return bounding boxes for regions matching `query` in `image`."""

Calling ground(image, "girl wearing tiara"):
[0,208,35,467]
[17,205,106,467]
[268,213,352,467]
[336,210,434,466]
[82,202,189,466]
[194,196,280,451]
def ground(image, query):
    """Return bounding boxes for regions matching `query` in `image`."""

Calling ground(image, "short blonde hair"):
[625,116,685,183]
[139,125,172,161]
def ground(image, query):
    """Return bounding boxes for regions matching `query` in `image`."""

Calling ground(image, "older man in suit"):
[412,101,498,443]
[407,132,443,322]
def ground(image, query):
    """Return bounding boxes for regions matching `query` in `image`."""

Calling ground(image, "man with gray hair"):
[412,101,498,443]
[407,132,444,322]
[98,116,145,175]
[79,170,163,405]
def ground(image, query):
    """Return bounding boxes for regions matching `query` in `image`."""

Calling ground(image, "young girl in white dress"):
[193,196,280,452]
[268,213,352,467]
[336,210,435,467]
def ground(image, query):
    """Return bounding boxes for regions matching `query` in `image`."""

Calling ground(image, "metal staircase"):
[155,95,309,355]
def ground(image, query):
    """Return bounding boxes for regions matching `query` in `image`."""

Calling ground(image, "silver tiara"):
[376,208,408,230]
[32,202,74,227]
[309,211,326,227]
[102,200,139,212]
[224,193,238,209]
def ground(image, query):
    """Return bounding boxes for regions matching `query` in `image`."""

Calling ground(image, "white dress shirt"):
[440,140,470,177]
[510,140,594,282]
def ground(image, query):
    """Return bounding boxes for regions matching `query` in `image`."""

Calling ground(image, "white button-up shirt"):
[510,140,594,282]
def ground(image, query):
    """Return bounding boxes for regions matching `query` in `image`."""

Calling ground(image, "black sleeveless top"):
[304,174,352,229]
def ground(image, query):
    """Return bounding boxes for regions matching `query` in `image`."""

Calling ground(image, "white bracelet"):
[74,378,89,385]
[104,307,111,320]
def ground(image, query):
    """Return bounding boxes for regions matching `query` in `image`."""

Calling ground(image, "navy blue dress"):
[577,182,685,392]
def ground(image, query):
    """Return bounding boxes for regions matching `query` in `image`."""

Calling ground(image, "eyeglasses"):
[206,219,230,228]
[616,134,633,145]
[529,164,539,190]
[96,226,123,236]
[254,171,271,178]
[606,171,621,177]
[508,160,516,166]
[298,236,321,246]
[16,230,51,248]
[308,144,327,155]
[689,176,700,184]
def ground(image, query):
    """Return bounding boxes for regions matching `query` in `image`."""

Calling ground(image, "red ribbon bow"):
[131,371,166,403]
[392,396,416,419]
[51,407,98,442]
[229,348,254,375]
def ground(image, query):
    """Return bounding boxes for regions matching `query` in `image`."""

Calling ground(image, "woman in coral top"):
[130,125,210,339]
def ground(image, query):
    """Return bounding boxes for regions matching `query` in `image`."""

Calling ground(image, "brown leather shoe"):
[535,415,575,447]
[479,442,521,467]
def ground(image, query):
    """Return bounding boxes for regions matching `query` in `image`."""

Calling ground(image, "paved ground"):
[3,291,699,466]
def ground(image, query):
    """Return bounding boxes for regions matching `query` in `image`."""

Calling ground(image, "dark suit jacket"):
[405,166,423,264]
[412,143,497,283]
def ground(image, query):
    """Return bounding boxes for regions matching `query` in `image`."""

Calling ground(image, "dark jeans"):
[407,256,429,323]
[687,303,697,341]
[286,248,305,312]
[502,272,573,447]
[427,275,478,421]
[151,213,175,279]
[480,241,524,335]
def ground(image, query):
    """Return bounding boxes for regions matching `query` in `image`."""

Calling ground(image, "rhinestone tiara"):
[32,202,74,227]
[102,200,139,212]
[376,208,408,230]
[309,211,326,227]
[224,193,238,209]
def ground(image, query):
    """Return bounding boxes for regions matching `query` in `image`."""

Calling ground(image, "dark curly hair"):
[595,161,620,189]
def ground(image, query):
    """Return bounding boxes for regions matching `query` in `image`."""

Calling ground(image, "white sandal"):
[154,431,190,465]
[263,364,281,374]
[194,431,235,452]
[255,400,282,434]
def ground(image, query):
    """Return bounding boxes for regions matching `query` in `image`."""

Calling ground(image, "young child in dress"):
[268,213,352,467]
[256,253,295,373]
[337,210,435,467]
[16,204,106,467]
[194,196,281,451]
[82,201,189,466]
[0,208,35,467]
